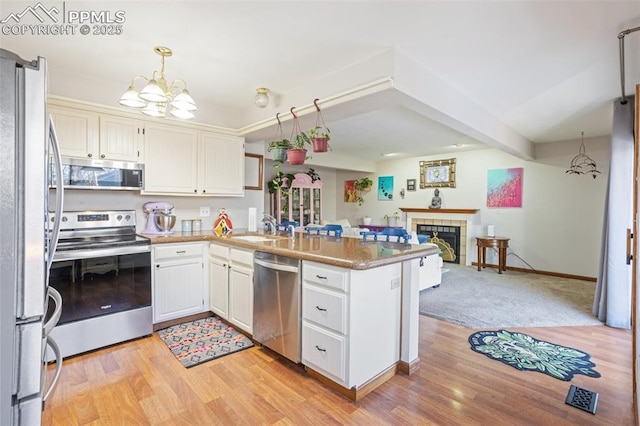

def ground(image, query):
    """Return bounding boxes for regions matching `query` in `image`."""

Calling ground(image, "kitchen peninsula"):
[145,230,439,400]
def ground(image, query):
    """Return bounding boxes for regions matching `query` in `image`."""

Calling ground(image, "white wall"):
[334,136,610,277]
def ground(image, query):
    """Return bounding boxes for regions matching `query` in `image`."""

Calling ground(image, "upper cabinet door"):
[49,106,99,159]
[199,131,244,196]
[99,116,144,162]
[142,122,199,194]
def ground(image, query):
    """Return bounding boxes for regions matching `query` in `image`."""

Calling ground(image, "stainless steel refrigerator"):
[0,49,64,425]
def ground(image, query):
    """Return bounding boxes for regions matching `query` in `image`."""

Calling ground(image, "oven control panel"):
[49,210,136,230]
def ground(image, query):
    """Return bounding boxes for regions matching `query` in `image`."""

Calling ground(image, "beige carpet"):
[419,264,603,328]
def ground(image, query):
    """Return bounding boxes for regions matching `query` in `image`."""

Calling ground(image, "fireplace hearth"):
[417,224,461,264]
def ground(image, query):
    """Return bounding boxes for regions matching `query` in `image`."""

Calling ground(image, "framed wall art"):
[487,167,523,208]
[344,180,357,203]
[378,176,394,200]
[420,158,456,188]
[407,179,416,191]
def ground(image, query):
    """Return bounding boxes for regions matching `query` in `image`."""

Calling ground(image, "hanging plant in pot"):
[268,139,290,162]
[310,98,331,153]
[354,177,373,193]
[286,106,311,165]
[267,112,289,162]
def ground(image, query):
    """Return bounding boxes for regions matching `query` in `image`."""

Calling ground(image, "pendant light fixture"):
[254,87,270,108]
[566,132,601,179]
[119,46,197,119]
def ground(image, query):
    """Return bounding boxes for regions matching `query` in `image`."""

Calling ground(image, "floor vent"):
[565,384,598,414]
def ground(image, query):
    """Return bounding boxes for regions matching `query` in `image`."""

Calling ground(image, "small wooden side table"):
[476,236,510,274]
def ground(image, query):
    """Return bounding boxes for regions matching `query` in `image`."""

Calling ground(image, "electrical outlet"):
[391,278,400,289]
[200,207,210,217]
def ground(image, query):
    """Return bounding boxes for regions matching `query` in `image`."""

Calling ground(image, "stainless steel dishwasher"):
[253,251,301,363]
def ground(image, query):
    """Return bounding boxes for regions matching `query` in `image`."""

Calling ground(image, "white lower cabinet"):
[209,243,254,334]
[301,261,402,389]
[209,244,230,319]
[152,243,207,323]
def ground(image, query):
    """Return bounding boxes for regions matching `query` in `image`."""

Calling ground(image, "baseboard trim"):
[152,311,213,332]
[398,357,421,375]
[306,363,399,401]
[470,262,595,282]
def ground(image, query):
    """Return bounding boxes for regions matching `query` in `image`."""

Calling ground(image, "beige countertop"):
[141,229,439,270]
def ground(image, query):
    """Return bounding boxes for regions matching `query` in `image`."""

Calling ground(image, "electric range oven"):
[47,210,152,359]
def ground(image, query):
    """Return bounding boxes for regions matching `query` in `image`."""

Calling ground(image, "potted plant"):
[362,215,372,226]
[354,177,373,193]
[268,170,295,194]
[306,168,321,182]
[384,211,400,227]
[287,130,311,165]
[309,125,330,153]
[268,139,290,162]
[267,139,289,163]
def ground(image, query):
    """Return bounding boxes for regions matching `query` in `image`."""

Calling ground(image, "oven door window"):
[48,252,151,325]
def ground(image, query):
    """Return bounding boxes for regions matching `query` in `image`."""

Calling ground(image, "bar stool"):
[276,221,299,231]
[304,224,343,237]
[361,227,411,243]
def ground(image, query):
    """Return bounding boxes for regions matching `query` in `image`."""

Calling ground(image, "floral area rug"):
[468,330,601,381]
[157,316,253,368]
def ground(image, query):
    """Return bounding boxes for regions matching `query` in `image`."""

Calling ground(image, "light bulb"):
[255,88,269,108]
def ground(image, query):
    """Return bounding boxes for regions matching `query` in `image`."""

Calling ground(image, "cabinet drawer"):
[230,248,253,267]
[209,243,229,259]
[303,262,348,291]
[154,243,202,261]
[302,284,347,334]
[302,322,346,382]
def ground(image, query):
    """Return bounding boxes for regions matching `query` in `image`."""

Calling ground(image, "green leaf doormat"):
[158,315,253,368]
[469,330,601,381]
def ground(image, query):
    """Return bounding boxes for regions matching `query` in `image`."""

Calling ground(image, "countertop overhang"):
[142,230,440,270]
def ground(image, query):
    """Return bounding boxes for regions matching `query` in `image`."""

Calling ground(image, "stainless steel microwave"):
[49,157,143,190]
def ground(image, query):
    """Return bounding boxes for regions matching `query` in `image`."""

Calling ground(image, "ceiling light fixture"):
[566,132,601,179]
[255,87,270,108]
[119,46,197,119]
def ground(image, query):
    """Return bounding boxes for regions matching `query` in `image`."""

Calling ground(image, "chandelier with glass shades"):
[118,46,197,119]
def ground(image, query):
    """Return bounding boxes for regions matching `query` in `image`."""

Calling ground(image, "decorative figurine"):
[213,208,233,235]
[429,189,442,209]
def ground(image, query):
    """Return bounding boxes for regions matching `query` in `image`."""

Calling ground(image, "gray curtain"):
[593,96,635,329]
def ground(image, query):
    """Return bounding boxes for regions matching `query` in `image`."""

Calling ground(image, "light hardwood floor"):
[43,316,634,425]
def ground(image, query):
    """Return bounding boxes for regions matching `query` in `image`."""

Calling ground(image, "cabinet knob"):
[87,153,93,158]
[156,264,160,268]
[202,190,206,193]
[100,154,105,159]
[194,189,197,193]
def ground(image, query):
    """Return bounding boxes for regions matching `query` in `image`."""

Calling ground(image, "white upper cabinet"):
[143,122,199,195]
[49,106,99,159]
[99,115,144,162]
[48,99,245,197]
[49,105,143,163]
[143,127,244,196]
[199,131,245,196]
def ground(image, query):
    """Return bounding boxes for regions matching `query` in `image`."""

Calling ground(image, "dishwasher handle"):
[254,257,300,274]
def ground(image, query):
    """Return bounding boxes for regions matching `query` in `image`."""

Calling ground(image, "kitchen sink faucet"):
[261,213,277,235]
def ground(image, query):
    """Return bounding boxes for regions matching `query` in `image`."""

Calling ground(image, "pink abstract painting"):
[487,168,523,208]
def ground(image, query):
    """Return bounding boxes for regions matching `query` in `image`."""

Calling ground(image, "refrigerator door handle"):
[43,287,62,337]
[42,336,62,403]
[47,115,64,270]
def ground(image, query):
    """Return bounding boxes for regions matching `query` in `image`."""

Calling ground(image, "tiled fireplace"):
[400,208,480,267]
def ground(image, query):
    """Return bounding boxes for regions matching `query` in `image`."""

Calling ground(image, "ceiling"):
[1,1,638,164]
